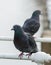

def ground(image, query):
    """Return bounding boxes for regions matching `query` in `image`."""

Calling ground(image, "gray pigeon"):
[11,25,38,57]
[22,10,41,35]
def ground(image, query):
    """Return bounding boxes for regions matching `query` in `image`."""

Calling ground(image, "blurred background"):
[0,0,51,65]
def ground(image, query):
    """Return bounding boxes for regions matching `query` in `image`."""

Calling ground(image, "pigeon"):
[11,25,38,58]
[22,10,41,35]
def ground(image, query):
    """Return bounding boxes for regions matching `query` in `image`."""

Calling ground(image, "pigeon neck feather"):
[14,30,23,38]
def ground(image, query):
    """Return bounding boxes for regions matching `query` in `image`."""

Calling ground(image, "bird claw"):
[26,53,31,58]
[18,52,24,59]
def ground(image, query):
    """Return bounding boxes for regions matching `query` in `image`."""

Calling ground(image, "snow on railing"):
[0,52,51,64]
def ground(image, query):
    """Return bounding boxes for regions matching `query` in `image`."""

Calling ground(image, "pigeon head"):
[11,25,23,36]
[32,10,41,18]
[11,25,21,31]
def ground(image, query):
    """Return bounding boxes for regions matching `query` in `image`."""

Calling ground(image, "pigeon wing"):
[22,19,40,35]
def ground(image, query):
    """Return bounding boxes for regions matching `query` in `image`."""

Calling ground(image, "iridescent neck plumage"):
[14,30,24,38]
[31,15,39,21]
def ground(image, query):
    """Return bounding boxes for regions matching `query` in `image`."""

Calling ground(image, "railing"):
[0,36,51,65]
[0,36,51,43]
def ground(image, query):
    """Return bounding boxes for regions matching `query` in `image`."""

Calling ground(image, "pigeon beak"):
[11,28,14,30]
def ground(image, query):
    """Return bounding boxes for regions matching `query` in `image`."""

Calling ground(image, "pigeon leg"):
[26,53,32,58]
[18,52,24,59]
